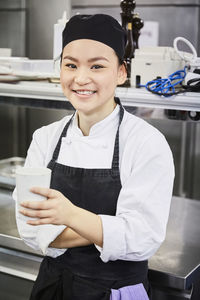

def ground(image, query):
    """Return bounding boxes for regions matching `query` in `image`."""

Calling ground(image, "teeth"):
[75,90,95,95]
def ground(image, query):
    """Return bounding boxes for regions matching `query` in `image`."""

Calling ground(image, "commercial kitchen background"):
[0,0,200,200]
[0,1,200,300]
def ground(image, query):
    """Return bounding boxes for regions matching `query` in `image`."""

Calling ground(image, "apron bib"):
[30,99,149,300]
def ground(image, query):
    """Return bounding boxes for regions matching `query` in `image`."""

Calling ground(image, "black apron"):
[30,99,149,300]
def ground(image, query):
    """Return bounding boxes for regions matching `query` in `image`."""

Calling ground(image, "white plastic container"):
[131,46,186,87]
[16,167,52,221]
[0,48,12,57]
[53,11,68,60]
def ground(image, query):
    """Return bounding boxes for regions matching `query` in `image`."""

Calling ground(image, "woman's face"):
[60,39,126,116]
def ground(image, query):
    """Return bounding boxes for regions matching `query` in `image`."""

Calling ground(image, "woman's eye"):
[65,63,77,69]
[91,65,104,70]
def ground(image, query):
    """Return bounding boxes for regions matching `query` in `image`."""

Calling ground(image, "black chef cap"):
[62,14,127,60]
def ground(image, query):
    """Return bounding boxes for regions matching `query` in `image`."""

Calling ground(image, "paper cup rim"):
[16,167,51,176]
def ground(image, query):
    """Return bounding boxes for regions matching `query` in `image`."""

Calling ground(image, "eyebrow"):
[63,55,109,62]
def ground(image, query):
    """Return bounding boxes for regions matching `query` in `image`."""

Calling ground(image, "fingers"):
[20,199,50,210]
[30,187,59,199]
[18,189,69,226]
[19,207,54,219]
[27,218,53,226]
[20,187,60,208]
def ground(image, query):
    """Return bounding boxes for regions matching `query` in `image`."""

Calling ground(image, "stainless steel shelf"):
[0,247,42,281]
[118,88,200,112]
[0,81,200,111]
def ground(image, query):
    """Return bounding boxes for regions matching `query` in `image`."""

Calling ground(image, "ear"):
[117,62,127,85]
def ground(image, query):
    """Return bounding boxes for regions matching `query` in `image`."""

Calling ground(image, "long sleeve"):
[13,125,67,257]
[96,132,175,263]
[13,107,175,261]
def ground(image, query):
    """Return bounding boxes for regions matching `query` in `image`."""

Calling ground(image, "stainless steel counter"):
[0,189,200,291]
[0,189,41,255]
[149,196,200,290]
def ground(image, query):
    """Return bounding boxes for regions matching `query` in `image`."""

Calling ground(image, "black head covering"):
[62,14,127,60]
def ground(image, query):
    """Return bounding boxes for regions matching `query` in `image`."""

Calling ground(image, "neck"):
[77,100,116,136]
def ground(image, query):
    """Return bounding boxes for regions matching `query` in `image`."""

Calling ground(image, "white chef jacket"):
[13,103,174,263]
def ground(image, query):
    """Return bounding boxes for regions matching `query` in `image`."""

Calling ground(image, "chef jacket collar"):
[71,104,120,137]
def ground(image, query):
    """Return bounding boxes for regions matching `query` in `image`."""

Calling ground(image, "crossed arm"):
[19,187,103,248]
[50,227,92,248]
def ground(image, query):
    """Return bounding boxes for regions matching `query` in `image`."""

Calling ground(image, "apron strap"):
[111,98,124,177]
[47,113,74,169]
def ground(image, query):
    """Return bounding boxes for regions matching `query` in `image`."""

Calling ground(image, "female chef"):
[16,14,174,300]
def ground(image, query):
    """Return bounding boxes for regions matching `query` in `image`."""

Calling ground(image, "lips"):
[72,89,96,95]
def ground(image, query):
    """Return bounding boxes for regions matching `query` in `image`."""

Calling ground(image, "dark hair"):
[118,56,128,74]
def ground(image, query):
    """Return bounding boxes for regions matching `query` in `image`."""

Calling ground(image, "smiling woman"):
[14,14,174,300]
[60,39,126,134]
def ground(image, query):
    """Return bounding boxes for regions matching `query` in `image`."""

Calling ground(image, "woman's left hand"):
[19,187,75,226]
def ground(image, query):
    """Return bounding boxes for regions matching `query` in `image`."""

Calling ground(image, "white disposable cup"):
[16,167,52,220]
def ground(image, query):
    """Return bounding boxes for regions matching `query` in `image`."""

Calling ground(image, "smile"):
[72,90,96,95]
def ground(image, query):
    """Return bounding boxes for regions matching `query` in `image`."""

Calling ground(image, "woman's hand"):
[20,186,103,247]
[19,187,75,226]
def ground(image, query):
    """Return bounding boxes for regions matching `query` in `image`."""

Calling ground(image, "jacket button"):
[65,139,72,145]
[102,143,107,149]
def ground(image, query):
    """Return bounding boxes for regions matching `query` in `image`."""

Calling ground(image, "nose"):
[74,68,91,85]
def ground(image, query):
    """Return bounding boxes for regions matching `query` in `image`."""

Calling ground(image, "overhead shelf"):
[0,81,200,111]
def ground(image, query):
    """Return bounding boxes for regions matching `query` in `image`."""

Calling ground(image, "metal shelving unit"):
[0,81,200,111]
[0,81,200,299]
